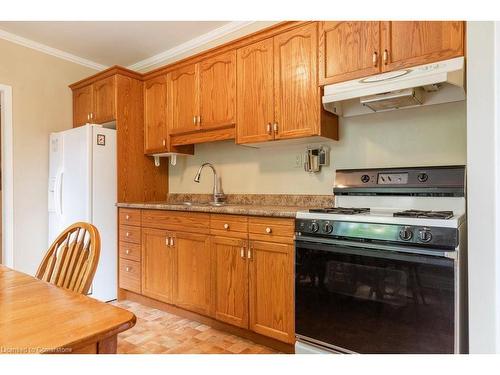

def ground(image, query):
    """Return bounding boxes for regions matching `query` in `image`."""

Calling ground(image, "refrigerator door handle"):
[55,170,64,216]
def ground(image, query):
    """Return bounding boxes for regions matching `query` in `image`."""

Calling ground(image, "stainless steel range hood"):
[322,57,465,117]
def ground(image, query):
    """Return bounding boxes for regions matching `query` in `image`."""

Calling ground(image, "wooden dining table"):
[0,265,136,354]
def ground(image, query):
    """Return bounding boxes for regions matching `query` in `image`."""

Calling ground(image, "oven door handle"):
[296,235,457,261]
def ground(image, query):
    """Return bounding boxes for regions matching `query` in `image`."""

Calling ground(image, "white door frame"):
[0,84,14,267]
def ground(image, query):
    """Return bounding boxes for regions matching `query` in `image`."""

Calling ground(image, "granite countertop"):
[117,194,333,218]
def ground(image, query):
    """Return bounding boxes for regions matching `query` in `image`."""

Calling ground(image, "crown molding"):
[127,21,256,72]
[0,28,107,71]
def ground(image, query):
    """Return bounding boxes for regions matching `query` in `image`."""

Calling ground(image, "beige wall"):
[0,38,97,274]
[169,101,467,195]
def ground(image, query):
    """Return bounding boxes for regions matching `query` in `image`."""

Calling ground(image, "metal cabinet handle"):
[87,113,90,121]
[125,249,130,255]
[125,266,131,272]
[247,248,252,260]
[372,51,378,67]
[125,214,130,220]
[126,232,130,237]
[224,223,230,230]
[165,237,169,247]
[170,237,174,247]
[241,247,245,258]
[273,123,278,134]
[266,123,272,135]
[162,139,166,147]
[193,116,196,125]
[383,49,389,65]
[265,227,272,234]
[197,116,201,125]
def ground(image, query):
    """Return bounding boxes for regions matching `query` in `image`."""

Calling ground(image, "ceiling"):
[0,21,233,68]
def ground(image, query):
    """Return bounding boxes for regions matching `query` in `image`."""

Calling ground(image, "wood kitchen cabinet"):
[212,235,249,328]
[237,22,337,144]
[236,38,275,144]
[169,63,199,135]
[141,227,174,304]
[173,231,212,316]
[144,75,169,153]
[380,21,465,72]
[319,21,381,85]
[72,75,116,127]
[319,21,465,85]
[248,240,294,344]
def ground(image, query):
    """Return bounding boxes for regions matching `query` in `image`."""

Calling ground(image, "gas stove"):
[294,166,468,355]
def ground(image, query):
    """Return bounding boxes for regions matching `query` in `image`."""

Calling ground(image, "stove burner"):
[308,207,371,215]
[393,210,454,219]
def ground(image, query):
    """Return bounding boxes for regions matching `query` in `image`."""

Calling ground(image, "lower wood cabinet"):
[212,235,249,328]
[173,231,212,316]
[142,228,174,304]
[248,240,295,344]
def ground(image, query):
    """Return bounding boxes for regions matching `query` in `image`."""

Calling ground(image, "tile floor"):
[111,300,281,354]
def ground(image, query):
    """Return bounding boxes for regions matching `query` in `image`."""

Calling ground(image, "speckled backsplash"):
[165,194,333,208]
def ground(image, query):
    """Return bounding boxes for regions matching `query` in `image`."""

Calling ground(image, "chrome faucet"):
[194,162,226,204]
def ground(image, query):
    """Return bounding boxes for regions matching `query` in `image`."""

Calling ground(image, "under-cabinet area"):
[118,208,295,348]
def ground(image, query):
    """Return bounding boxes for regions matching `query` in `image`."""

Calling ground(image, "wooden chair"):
[36,222,101,295]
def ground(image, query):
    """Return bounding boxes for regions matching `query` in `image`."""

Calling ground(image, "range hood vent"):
[322,57,465,117]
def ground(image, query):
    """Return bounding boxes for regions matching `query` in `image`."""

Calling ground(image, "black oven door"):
[295,237,456,354]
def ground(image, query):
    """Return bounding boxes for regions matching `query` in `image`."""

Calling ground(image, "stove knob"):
[310,222,319,233]
[399,227,413,241]
[323,223,333,234]
[417,173,429,183]
[418,229,433,243]
[361,174,370,183]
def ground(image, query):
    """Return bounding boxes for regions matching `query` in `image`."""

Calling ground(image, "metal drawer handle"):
[125,214,130,220]
[266,123,272,135]
[247,248,252,260]
[165,237,169,247]
[125,266,131,272]
[170,237,174,247]
[125,249,130,255]
[265,227,272,234]
[241,247,245,258]
[126,232,130,237]
[224,223,230,230]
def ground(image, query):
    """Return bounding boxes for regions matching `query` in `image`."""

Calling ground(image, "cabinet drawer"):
[119,258,141,293]
[141,210,210,233]
[119,241,141,262]
[248,217,294,243]
[119,208,141,226]
[210,214,248,238]
[119,225,141,244]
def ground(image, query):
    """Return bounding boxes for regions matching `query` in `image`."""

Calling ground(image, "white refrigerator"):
[48,124,117,302]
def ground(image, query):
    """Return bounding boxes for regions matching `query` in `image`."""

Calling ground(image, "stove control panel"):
[295,219,459,248]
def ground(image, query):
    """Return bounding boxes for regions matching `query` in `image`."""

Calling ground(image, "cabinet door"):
[236,38,275,144]
[319,21,381,85]
[274,23,319,140]
[212,236,248,328]
[93,75,116,123]
[144,75,168,153]
[169,64,199,134]
[199,50,236,129]
[73,84,93,127]
[173,231,212,316]
[381,21,464,72]
[142,228,173,303]
[249,240,294,344]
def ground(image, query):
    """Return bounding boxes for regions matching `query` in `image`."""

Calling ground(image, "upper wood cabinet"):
[72,76,116,127]
[144,75,169,153]
[319,21,381,85]
[212,235,249,329]
[173,231,212,316]
[380,21,465,72]
[236,38,275,144]
[249,240,294,344]
[319,21,465,85]
[141,227,174,304]
[237,23,338,145]
[274,23,320,140]
[169,64,199,135]
[73,85,93,127]
[199,50,236,129]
